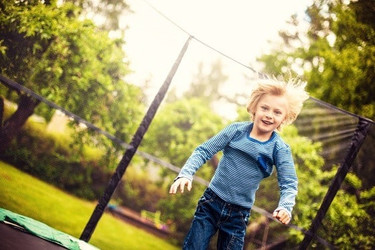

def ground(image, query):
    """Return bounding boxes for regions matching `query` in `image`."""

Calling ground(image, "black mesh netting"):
[1,2,374,249]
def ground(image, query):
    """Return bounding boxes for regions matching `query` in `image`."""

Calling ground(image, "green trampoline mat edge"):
[0,207,99,250]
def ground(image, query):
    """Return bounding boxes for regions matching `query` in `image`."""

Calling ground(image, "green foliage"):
[116,165,168,212]
[183,61,228,105]
[284,125,374,249]
[320,188,374,249]
[1,115,113,200]
[354,127,375,189]
[63,0,130,31]
[0,0,144,151]
[143,98,225,167]
[258,0,375,120]
[256,1,375,247]
[1,96,167,219]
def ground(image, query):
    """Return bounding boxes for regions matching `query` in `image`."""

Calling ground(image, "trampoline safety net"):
[0,2,374,249]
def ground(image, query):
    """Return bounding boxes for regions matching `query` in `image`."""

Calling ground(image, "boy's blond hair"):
[246,78,309,131]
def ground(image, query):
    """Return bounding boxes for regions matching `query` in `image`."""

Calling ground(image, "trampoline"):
[0,1,374,249]
[0,208,98,250]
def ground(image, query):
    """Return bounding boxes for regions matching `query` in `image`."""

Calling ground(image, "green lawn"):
[0,161,179,250]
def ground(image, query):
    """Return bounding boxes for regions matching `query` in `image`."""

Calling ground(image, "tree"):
[184,61,228,104]
[64,0,130,31]
[143,98,225,167]
[255,1,375,245]
[260,0,375,192]
[258,0,375,120]
[0,1,143,154]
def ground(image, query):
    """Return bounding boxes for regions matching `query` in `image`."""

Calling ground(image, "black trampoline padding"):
[0,222,67,250]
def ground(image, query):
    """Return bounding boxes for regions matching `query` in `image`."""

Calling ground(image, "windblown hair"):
[246,78,309,131]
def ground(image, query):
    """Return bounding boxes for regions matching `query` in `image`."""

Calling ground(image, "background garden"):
[1,0,374,249]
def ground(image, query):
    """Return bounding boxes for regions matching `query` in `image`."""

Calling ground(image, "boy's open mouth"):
[262,120,273,125]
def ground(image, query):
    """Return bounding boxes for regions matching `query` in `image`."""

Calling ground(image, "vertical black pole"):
[80,36,192,242]
[299,118,372,249]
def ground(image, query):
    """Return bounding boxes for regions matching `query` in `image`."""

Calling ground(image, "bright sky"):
[121,0,311,118]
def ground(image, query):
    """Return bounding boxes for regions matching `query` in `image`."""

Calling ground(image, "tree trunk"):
[0,94,40,153]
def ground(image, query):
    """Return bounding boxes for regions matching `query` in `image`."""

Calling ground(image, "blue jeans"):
[183,188,250,250]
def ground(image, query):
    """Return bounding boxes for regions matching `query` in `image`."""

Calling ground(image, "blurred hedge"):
[1,106,166,215]
[1,116,112,200]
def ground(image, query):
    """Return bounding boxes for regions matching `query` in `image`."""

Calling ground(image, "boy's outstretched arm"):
[273,209,291,225]
[169,177,192,194]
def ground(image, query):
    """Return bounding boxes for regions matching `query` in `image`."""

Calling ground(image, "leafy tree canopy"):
[258,0,375,120]
[61,0,130,31]
[0,0,143,153]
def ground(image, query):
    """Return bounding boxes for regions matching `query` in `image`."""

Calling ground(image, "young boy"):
[169,78,309,250]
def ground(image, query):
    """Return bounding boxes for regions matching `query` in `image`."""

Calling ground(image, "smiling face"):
[250,94,288,141]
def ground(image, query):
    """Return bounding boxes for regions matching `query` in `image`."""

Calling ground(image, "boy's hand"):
[273,209,291,225]
[169,177,192,194]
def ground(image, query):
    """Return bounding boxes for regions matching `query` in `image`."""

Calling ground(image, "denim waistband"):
[204,188,250,212]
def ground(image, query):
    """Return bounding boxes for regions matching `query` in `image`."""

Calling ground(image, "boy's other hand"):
[169,177,192,194]
[273,209,291,225]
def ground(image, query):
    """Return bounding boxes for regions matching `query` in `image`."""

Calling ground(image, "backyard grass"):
[0,161,179,250]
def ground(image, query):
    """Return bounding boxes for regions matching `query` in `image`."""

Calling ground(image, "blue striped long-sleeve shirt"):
[177,121,298,216]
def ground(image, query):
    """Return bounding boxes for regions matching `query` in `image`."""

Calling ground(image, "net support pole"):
[80,36,192,242]
[299,117,372,249]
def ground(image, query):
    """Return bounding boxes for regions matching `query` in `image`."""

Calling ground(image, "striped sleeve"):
[274,145,298,217]
[177,123,238,180]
